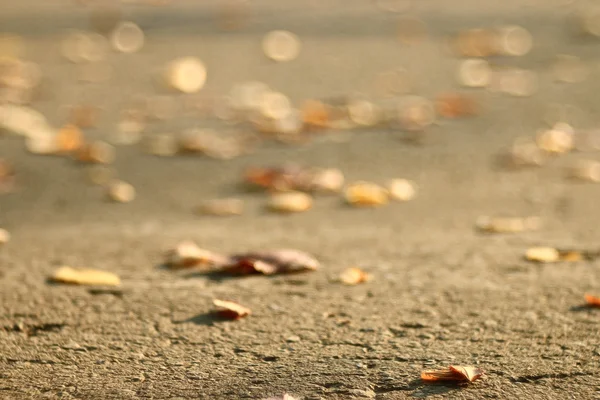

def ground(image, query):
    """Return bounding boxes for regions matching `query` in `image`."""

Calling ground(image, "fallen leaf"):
[344,181,389,207]
[525,247,598,263]
[213,299,251,320]
[421,365,484,383]
[339,267,371,285]
[268,191,313,213]
[525,247,560,263]
[164,241,230,269]
[50,266,121,286]
[225,249,319,275]
[584,294,600,307]
[243,164,312,192]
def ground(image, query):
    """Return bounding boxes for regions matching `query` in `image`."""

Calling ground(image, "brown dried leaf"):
[344,181,389,207]
[50,266,120,286]
[268,191,313,213]
[164,241,230,269]
[339,267,371,285]
[421,365,484,383]
[584,294,600,307]
[244,164,311,192]
[213,299,251,320]
[225,249,319,275]
[526,247,598,263]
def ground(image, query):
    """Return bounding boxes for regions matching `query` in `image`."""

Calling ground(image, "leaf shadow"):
[569,304,600,312]
[172,312,224,326]
[410,379,467,398]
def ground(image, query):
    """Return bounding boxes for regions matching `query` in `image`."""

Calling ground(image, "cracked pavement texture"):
[2,0,600,399]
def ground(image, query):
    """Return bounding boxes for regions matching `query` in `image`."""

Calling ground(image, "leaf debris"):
[421,365,484,383]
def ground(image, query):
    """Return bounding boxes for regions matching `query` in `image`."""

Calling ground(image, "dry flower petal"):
[164,241,230,269]
[340,267,371,285]
[197,198,244,216]
[345,181,389,207]
[50,266,120,286]
[421,366,484,383]
[268,191,313,213]
[584,294,600,307]
[213,299,251,320]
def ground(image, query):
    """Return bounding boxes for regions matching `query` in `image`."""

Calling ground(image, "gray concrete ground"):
[1,0,600,399]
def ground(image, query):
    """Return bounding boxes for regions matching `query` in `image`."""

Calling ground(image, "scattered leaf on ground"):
[268,191,313,213]
[525,247,560,263]
[421,365,484,383]
[339,267,371,285]
[525,247,598,263]
[50,266,121,286]
[344,181,389,207]
[584,294,600,307]
[213,299,251,320]
[225,249,319,275]
[164,241,230,269]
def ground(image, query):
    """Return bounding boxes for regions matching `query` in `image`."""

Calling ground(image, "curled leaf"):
[50,266,121,286]
[584,294,600,307]
[339,267,371,285]
[213,299,251,320]
[225,249,319,275]
[164,241,230,269]
[421,365,484,383]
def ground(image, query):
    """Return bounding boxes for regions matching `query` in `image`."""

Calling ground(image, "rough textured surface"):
[2,0,600,399]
